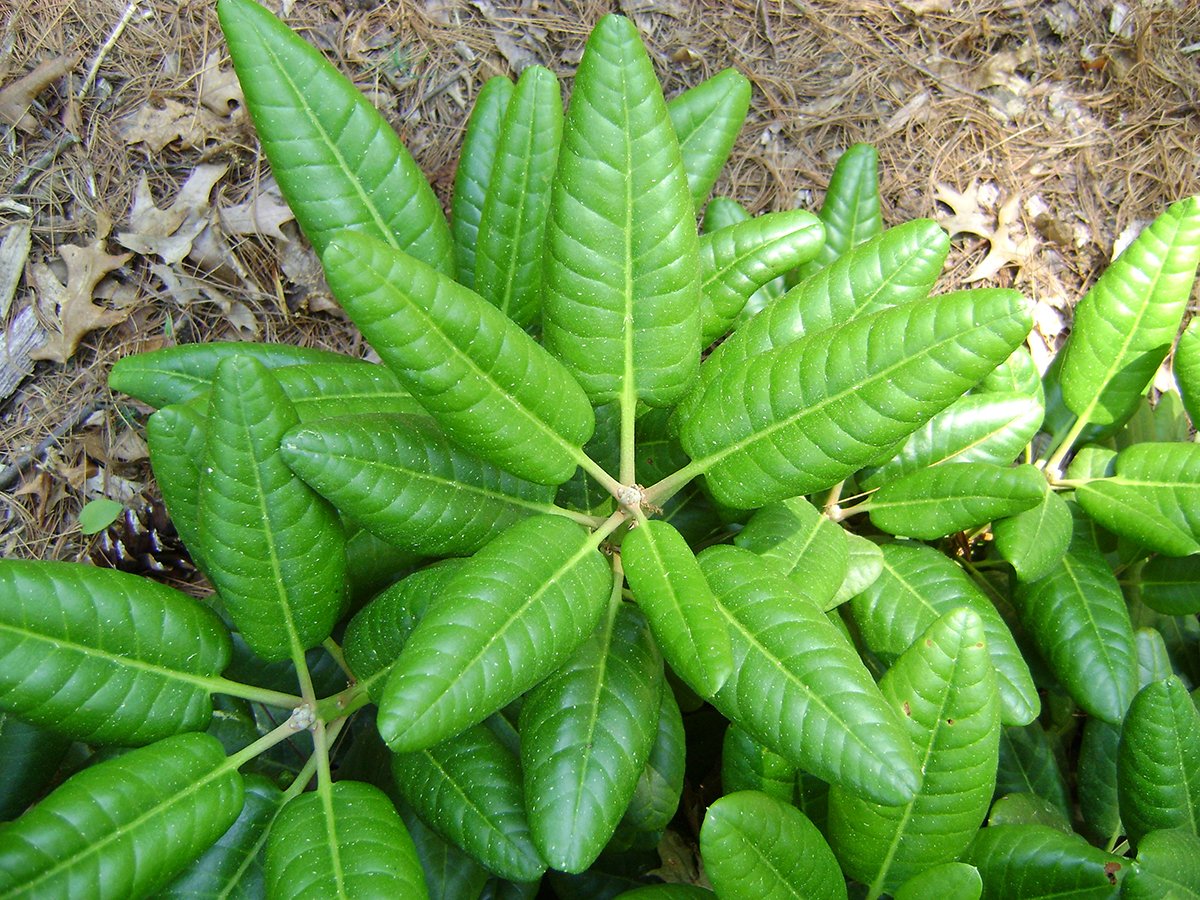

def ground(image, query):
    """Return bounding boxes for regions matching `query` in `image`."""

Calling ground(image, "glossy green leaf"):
[474,65,562,327]
[217,0,454,271]
[452,76,514,289]
[867,463,1045,540]
[1059,195,1200,427]
[1175,318,1200,427]
[268,361,422,421]
[1012,506,1137,724]
[790,142,882,284]
[1076,442,1200,556]
[621,519,733,697]
[78,498,122,535]
[698,545,920,806]
[199,356,346,660]
[521,601,663,872]
[987,793,1072,832]
[680,289,1032,507]
[159,774,282,899]
[395,800,491,900]
[0,714,72,821]
[734,497,848,612]
[1118,676,1200,844]
[146,402,209,565]
[698,209,824,344]
[667,68,751,208]
[828,609,1001,894]
[1123,828,1200,900]
[721,723,798,804]
[108,341,349,409]
[1068,445,1119,480]
[995,725,1071,824]
[979,346,1042,398]
[703,196,750,232]
[543,14,701,408]
[894,862,982,900]
[860,392,1044,490]
[378,515,612,752]
[281,414,557,557]
[1078,718,1123,847]
[0,733,243,899]
[832,533,885,608]
[700,790,847,900]
[392,721,546,883]
[322,230,594,485]
[265,780,426,899]
[1139,555,1200,615]
[848,542,1038,727]
[0,560,231,745]
[962,824,1127,898]
[622,685,685,833]
[993,487,1073,583]
[673,218,951,429]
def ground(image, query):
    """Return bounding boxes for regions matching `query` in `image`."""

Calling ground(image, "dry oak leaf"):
[118,98,232,153]
[117,164,228,265]
[0,53,78,132]
[197,52,244,117]
[30,240,132,364]
[935,182,1035,282]
[218,181,294,241]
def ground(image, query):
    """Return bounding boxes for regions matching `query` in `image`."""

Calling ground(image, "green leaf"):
[700,790,847,900]
[452,76,514,289]
[680,289,1032,507]
[521,601,664,872]
[790,142,882,284]
[1123,828,1200,900]
[392,721,546,883]
[893,862,982,900]
[622,685,685,833]
[78,498,123,534]
[146,403,209,565]
[721,724,798,804]
[616,887,714,899]
[268,361,423,422]
[867,463,1045,540]
[698,545,920,806]
[962,824,1126,898]
[848,542,1039,727]
[474,65,562,327]
[1012,506,1137,724]
[1059,195,1200,427]
[860,392,1044,490]
[833,533,885,608]
[828,608,1001,894]
[1076,442,1200,556]
[322,231,595,486]
[667,68,751,208]
[395,800,490,900]
[378,515,612,752]
[993,487,1073,583]
[281,414,557,557]
[1078,718,1123,847]
[994,724,1072,824]
[0,561,231,745]
[265,780,427,899]
[543,14,701,408]
[979,346,1043,398]
[0,733,243,899]
[621,519,734,697]
[987,793,1072,832]
[108,341,349,408]
[0,714,72,821]
[199,356,346,660]
[1139,555,1200,615]
[698,209,824,344]
[159,774,282,899]
[1175,318,1200,427]
[217,0,453,271]
[1118,676,1200,844]
[734,497,848,612]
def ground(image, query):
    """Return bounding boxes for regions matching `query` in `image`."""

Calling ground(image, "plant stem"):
[314,679,373,724]
[642,458,706,507]
[291,641,317,707]
[322,638,351,678]
[620,388,637,487]
[314,718,334,792]
[575,448,625,498]
[1041,413,1089,477]
[205,676,305,709]
[225,711,311,771]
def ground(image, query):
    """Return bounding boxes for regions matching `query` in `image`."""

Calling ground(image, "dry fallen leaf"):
[935,182,994,239]
[29,240,132,364]
[197,52,243,117]
[219,181,295,241]
[0,308,47,402]
[118,98,232,153]
[117,164,228,265]
[935,182,1036,282]
[0,53,78,132]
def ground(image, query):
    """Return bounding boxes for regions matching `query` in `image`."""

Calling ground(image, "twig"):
[78,0,141,99]
[9,133,79,194]
[0,399,105,492]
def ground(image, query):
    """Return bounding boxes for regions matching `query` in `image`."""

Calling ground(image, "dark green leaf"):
[452,76,513,289]
[1078,718,1123,847]
[622,685,685,833]
[721,724,797,803]
[1123,828,1200,900]
[667,68,751,208]
[1175,318,1200,428]
[962,824,1126,898]
[987,793,1072,832]
[146,403,209,566]
[995,725,1072,823]
[396,800,490,900]
[0,714,72,821]
[1139,555,1200,615]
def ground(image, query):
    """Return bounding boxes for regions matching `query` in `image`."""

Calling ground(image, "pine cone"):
[91,500,195,580]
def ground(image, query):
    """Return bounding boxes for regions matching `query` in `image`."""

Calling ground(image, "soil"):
[2,0,1199,561]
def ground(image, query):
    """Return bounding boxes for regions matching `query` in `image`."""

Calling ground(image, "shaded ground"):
[2,0,1199,561]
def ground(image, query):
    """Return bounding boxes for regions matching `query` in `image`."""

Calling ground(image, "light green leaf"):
[621,519,733,697]
[543,13,701,408]
[622,685,685,833]
[1139,555,1200,615]
[1060,195,1200,427]
[979,346,1042,398]
[474,65,562,327]
[521,601,663,872]
[829,609,1001,894]
[1076,442,1200,556]
[78,498,123,535]
[322,230,595,486]
[199,356,346,660]
[790,142,882,284]
[217,0,453,271]
[700,791,847,900]
[378,515,612,752]
[452,76,513,289]
[698,545,920,806]
[0,733,243,899]
[1124,828,1200,900]
[281,414,556,557]
[993,487,1073,583]
[1176,318,1200,427]
[962,824,1127,898]
[987,793,1072,832]
[733,497,848,611]
[867,463,1045,540]
[894,862,982,900]
[265,781,427,899]
[0,561,231,745]
[832,533,884,608]
[721,724,797,804]
[667,68,751,208]
[680,289,1032,507]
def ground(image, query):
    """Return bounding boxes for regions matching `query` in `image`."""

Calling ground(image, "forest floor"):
[2,0,1199,561]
